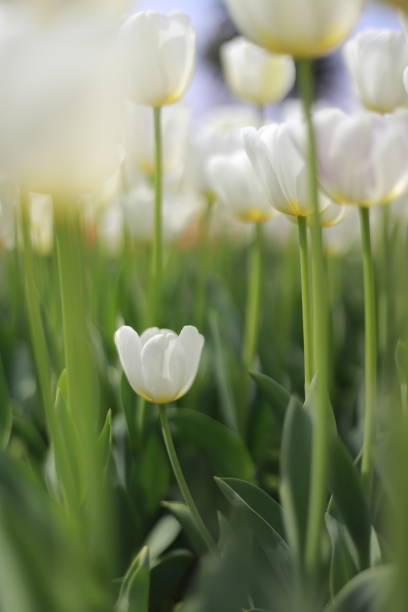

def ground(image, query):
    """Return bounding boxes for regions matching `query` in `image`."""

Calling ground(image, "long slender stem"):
[359,206,377,490]
[242,222,263,370]
[379,204,391,374]
[150,106,163,323]
[195,198,213,329]
[298,59,330,582]
[158,405,216,553]
[297,216,313,392]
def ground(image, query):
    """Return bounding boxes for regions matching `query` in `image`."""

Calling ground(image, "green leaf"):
[0,354,12,450]
[216,478,285,540]
[328,437,371,570]
[144,515,180,563]
[250,371,293,427]
[280,397,312,560]
[150,550,194,612]
[99,409,112,467]
[326,515,358,598]
[162,501,207,556]
[169,409,254,481]
[325,566,391,612]
[396,339,408,385]
[118,546,150,612]
[209,311,239,432]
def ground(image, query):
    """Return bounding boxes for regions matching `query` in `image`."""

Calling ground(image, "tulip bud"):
[221,37,295,105]
[115,325,204,404]
[224,0,365,58]
[242,123,330,218]
[120,11,196,107]
[314,109,408,207]
[344,30,408,114]
[207,148,276,223]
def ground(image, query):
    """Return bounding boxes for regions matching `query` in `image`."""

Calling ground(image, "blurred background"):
[136,0,402,117]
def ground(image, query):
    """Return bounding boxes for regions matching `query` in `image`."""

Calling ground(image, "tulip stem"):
[298,58,330,584]
[297,216,313,393]
[158,404,216,553]
[243,222,263,370]
[195,198,213,328]
[379,204,391,375]
[150,106,163,323]
[359,206,377,492]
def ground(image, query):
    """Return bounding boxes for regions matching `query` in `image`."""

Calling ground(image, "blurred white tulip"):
[0,6,126,201]
[221,37,295,105]
[98,200,124,255]
[242,122,330,218]
[115,325,204,403]
[29,193,53,255]
[120,11,196,107]
[0,181,18,250]
[314,109,408,206]
[224,0,365,58]
[208,202,255,246]
[125,102,191,179]
[188,106,260,197]
[207,148,276,222]
[122,179,203,244]
[323,208,360,255]
[344,30,408,114]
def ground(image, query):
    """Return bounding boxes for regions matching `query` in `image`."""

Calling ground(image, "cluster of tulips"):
[2,0,408,611]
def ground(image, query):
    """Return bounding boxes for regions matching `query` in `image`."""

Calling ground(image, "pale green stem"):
[149,106,163,323]
[298,59,330,583]
[242,222,263,371]
[379,204,391,373]
[359,206,377,491]
[158,404,216,553]
[195,198,213,329]
[297,216,313,392]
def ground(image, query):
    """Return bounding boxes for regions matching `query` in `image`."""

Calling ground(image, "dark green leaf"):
[162,501,207,556]
[325,566,391,612]
[118,546,150,612]
[250,372,293,428]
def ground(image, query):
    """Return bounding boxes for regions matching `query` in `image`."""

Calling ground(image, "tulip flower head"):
[115,325,204,404]
[242,122,330,218]
[224,0,365,58]
[120,11,196,107]
[344,30,408,114]
[221,37,295,105]
[207,148,276,223]
[314,109,408,207]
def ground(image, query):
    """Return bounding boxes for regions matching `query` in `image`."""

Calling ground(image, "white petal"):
[140,333,180,402]
[114,326,145,395]
[176,326,204,396]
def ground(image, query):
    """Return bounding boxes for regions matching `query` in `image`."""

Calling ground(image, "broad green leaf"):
[250,371,292,427]
[98,409,112,468]
[280,397,312,560]
[162,501,208,556]
[325,566,391,612]
[328,438,371,570]
[396,339,408,384]
[209,311,239,432]
[118,546,150,612]
[0,355,12,450]
[326,515,358,598]
[216,478,285,540]
[150,550,194,611]
[169,409,254,480]
[144,515,180,563]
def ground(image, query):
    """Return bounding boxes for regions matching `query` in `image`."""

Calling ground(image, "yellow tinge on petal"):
[256,25,356,59]
[239,208,274,223]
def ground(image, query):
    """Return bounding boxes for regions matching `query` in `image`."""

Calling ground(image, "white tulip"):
[29,193,53,255]
[115,325,204,403]
[344,30,408,114]
[207,148,276,223]
[314,108,408,207]
[224,0,365,58]
[242,122,330,218]
[125,102,191,179]
[120,11,196,107]
[0,8,125,200]
[221,37,295,105]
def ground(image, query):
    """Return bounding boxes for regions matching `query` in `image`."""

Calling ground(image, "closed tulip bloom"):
[207,148,276,223]
[121,11,196,107]
[224,0,365,58]
[314,109,408,207]
[115,325,204,403]
[221,37,295,105]
[242,123,329,218]
[344,30,408,113]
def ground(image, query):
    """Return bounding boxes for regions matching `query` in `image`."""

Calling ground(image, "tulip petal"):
[176,326,204,396]
[141,332,180,403]
[114,326,145,395]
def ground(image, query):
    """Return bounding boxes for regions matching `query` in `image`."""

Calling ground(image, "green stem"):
[297,217,313,392]
[298,59,330,582]
[158,405,216,553]
[242,222,263,370]
[150,106,163,324]
[359,206,377,491]
[379,204,391,373]
[195,198,213,329]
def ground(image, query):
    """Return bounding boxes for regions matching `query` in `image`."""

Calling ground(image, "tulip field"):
[2,1,408,611]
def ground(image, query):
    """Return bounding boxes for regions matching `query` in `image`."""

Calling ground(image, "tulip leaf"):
[118,546,150,612]
[328,437,371,570]
[98,409,112,468]
[326,515,358,598]
[169,409,254,480]
[0,353,12,450]
[324,566,392,612]
[149,550,194,612]
[162,501,208,556]
[250,371,301,430]
[280,397,312,560]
